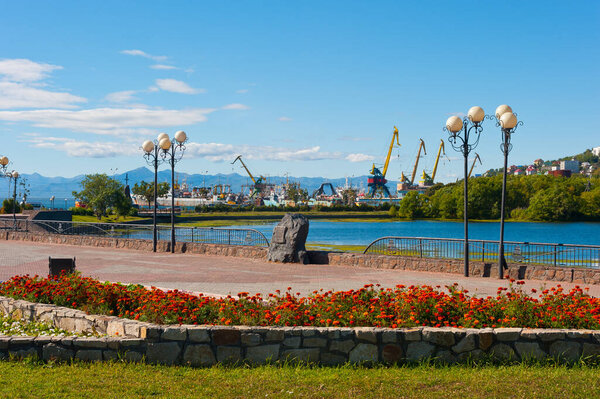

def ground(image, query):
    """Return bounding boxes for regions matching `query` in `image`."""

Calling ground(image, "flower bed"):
[0,315,96,337]
[0,274,599,330]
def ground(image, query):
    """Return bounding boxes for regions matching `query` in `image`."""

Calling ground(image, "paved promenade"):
[1,241,599,297]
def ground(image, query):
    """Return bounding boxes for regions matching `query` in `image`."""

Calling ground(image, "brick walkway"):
[1,241,599,297]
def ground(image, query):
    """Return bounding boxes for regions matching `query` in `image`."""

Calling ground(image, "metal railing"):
[363,236,600,269]
[1,219,270,247]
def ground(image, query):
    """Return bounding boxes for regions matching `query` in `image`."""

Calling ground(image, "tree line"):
[390,174,600,222]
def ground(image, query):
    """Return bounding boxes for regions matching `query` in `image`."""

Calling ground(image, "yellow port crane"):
[367,126,401,198]
[420,139,446,185]
[231,155,265,197]
[410,139,426,186]
[468,153,482,178]
[430,139,445,182]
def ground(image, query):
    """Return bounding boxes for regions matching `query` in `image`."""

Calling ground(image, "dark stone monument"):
[267,213,309,264]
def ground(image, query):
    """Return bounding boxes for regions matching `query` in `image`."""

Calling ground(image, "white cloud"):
[104,90,137,103]
[0,58,62,82]
[278,116,292,122]
[222,103,250,110]
[0,107,217,135]
[0,59,85,109]
[24,135,136,157]
[345,153,375,162]
[155,78,203,94]
[150,64,177,70]
[22,135,374,163]
[120,49,167,62]
[0,81,86,109]
[236,89,248,94]
[186,143,370,163]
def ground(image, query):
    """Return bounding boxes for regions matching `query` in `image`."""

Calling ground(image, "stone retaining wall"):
[314,252,600,285]
[1,296,600,365]
[4,231,267,259]
[5,231,599,285]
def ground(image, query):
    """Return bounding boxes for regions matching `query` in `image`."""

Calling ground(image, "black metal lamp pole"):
[142,138,163,253]
[11,171,19,231]
[159,131,188,254]
[445,108,489,277]
[495,106,522,279]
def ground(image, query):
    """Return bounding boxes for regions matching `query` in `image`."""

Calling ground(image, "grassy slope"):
[0,362,598,398]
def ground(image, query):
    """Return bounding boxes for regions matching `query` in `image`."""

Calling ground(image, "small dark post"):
[49,257,76,278]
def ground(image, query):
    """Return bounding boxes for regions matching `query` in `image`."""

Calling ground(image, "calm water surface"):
[230,220,600,246]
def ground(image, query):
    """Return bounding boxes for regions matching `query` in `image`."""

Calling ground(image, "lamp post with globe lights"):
[444,106,490,277]
[142,136,165,252]
[10,171,19,231]
[0,156,9,174]
[158,131,188,253]
[495,105,523,279]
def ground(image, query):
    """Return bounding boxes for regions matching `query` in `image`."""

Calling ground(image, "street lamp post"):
[445,106,489,277]
[1,156,11,198]
[11,171,19,231]
[0,156,9,174]
[142,135,165,253]
[158,131,188,253]
[495,105,522,279]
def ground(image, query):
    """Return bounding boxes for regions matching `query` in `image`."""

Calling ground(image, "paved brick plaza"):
[1,241,598,297]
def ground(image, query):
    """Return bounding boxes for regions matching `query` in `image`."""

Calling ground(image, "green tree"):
[285,184,308,203]
[397,191,423,219]
[132,181,170,208]
[1,198,20,214]
[72,174,129,220]
[341,188,358,206]
[527,185,581,221]
[580,187,600,219]
[388,205,397,217]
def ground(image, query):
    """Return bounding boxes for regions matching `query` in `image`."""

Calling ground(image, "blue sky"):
[0,0,598,182]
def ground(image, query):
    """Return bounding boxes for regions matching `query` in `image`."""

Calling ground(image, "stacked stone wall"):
[1,296,599,365]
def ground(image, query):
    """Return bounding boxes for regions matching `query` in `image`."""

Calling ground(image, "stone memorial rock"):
[267,213,309,264]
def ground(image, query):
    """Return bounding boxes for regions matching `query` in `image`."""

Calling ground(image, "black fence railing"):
[1,219,270,248]
[363,236,600,269]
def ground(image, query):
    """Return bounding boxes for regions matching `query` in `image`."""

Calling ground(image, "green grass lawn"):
[72,215,147,223]
[0,361,598,398]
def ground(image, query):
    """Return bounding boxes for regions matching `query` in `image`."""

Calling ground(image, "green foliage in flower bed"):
[0,315,97,337]
[1,274,600,330]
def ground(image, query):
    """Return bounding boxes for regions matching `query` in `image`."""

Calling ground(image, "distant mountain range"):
[11,167,399,199]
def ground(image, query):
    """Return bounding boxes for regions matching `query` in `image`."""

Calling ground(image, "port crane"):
[409,139,427,186]
[367,126,401,198]
[421,139,446,186]
[468,153,482,178]
[231,155,265,198]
